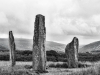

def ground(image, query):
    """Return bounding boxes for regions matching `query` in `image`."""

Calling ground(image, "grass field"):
[0,61,96,75]
[0,50,100,75]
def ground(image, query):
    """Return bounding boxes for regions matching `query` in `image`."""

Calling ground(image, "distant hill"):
[79,41,100,53]
[0,38,92,53]
[46,41,66,52]
[0,38,66,52]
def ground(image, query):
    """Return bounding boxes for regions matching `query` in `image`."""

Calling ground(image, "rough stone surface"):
[65,37,79,68]
[9,31,16,67]
[33,14,46,72]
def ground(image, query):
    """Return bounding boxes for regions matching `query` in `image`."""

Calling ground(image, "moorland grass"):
[69,62,100,75]
[48,62,90,68]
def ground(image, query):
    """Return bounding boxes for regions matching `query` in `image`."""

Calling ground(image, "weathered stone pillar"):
[33,14,46,72]
[65,37,79,68]
[9,31,16,67]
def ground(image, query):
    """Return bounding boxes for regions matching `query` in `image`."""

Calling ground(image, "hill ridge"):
[79,40,100,53]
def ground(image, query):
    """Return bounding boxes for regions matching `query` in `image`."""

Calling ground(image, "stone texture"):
[65,37,79,68]
[9,31,16,67]
[33,14,46,72]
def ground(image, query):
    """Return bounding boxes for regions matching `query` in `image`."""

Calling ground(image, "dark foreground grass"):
[48,62,68,68]
[48,62,90,68]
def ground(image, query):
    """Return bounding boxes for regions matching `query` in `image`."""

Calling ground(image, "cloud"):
[47,0,100,35]
[0,0,99,44]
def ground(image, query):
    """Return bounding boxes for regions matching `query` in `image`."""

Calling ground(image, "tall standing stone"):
[33,14,46,72]
[65,37,79,68]
[9,31,16,67]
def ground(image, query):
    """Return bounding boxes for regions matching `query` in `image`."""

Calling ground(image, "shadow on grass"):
[48,63,68,68]
[24,65,32,69]
[24,62,91,69]
[24,65,48,74]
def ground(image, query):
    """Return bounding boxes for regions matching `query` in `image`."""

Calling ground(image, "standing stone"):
[65,37,79,68]
[9,31,16,67]
[33,14,46,72]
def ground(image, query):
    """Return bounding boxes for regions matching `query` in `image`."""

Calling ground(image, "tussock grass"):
[24,65,32,69]
[48,62,90,68]
[0,62,36,75]
[49,62,68,68]
[69,63,100,75]
[0,68,33,75]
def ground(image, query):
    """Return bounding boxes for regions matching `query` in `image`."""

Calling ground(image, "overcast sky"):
[0,0,100,45]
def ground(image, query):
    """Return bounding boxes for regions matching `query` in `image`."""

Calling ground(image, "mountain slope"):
[79,41,100,53]
[46,41,66,52]
[0,38,66,52]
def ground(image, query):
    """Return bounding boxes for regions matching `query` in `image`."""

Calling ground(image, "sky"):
[0,0,100,45]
